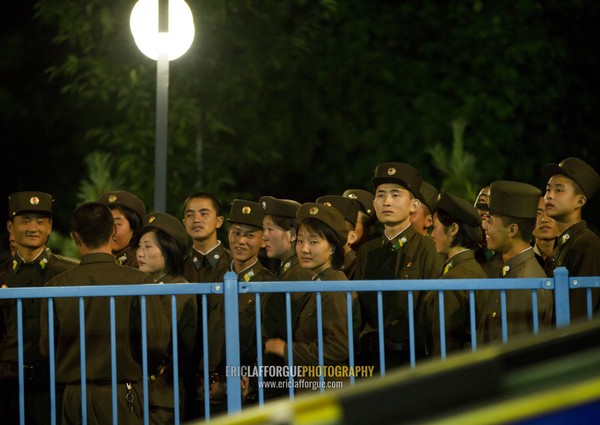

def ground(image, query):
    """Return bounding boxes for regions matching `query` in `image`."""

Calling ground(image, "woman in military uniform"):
[135,213,197,424]
[98,191,146,267]
[423,191,486,356]
[265,203,356,389]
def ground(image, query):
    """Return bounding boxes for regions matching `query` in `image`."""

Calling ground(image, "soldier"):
[476,181,553,344]
[342,189,376,251]
[353,162,443,372]
[40,202,170,425]
[180,192,231,419]
[316,195,362,277]
[98,191,147,267]
[135,213,197,424]
[422,191,486,356]
[0,191,77,425]
[265,203,354,389]
[205,200,273,410]
[410,181,439,236]
[258,196,311,399]
[473,184,503,278]
[542,157,600,318]
[532,196,559,268]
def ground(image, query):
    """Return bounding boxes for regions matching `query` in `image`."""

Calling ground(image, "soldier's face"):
[111,208,133,253]
[544,175,585,222]
[533,197,560,241]
[410,203,432,236]
[296,225,333,275]
[262,215,294,260]
[183,197,224,241]
[136,231,166,277]
[374,184,417,228]
[7,213,52,251]
[228,224,263,265]
[431,213,451,254]
[483,214,510,254]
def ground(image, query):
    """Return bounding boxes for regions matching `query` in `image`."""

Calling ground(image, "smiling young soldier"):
[353,162,443,372]
[476,181,553,344]
[542,157,600,318]
[0,192,78,425]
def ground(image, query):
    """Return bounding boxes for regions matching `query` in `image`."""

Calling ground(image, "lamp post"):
[130,0,195,212]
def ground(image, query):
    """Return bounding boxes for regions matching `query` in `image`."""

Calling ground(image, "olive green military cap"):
[98,191,147,222]
[297,202,348,244]
[436,191,481,228]
[228,199,263,229]
[486,181,541,219]
[342,189,375,221]
[259,196,301,218]
[542,157,600,199]
[372,162,422,196]
[8,191,53,218]
[316,195,360,226]
[417,181,439,213]
[144,212,189,251]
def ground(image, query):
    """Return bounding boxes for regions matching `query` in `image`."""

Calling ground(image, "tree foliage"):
[32,0,600,219]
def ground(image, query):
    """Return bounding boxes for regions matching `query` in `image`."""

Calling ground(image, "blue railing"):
[1,267,599,424]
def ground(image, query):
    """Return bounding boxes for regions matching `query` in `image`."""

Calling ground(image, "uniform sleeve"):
[287,292,349,366]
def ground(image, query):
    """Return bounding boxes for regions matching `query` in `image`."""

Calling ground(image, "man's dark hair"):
[183,192,224,216]
[71,202,114,249]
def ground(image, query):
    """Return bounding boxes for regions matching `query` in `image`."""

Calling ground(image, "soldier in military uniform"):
[410,181,439,236]
[532,196,559,268]
[342,188,376,253]
[265,203,354,389]
[473,185,504,278]
[421,191,486,356]
[180,192,231,419]
[40,202,170,425]
[542,157,600,319]
[98,191,147,267]
[135,213,197,424]
[0,191,77,425]
[476,181,553,344]
[205,200,274,411]
[353,163,444,372]
[259,196,311,399]
[316,195,362,277]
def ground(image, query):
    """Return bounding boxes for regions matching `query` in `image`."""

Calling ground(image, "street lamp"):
[130,0,195,212]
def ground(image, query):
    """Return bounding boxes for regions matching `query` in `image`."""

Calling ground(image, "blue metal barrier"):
[1,267,598,423]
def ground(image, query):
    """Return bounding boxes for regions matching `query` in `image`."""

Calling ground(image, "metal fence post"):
[224,271,242,413]
[553,267,571,328]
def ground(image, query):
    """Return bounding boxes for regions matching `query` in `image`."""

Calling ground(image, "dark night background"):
[2,1,600,243]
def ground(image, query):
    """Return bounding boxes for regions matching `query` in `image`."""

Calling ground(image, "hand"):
[264,338,286,357]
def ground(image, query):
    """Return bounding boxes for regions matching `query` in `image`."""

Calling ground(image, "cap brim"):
[541,163,568,180]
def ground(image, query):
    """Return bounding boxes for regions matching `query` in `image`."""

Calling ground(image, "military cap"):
[228,199,263,229]
[297,202,348,244]
[8,191,53,218]
[372,162,422,196]
[486,181,541,219]
[342,189,375,220]
[98,191,147,222]
[259,196,301,218]
[316,195,360,226]
[144,212,189,251]
[436,192,481,228]
[542,157,600,199]
[417,181,439,213]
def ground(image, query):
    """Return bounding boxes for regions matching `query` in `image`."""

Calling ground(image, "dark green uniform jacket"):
[0,248,77,378]
[422,249,486,356]
[148,274,198,410]
[354,225,443,345]
[477,248,553,345]
[40,253,170,425]
[114,244,138,268]
[544,220,600,319]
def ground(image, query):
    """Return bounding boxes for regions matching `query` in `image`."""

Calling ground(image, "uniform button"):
[495,299,500,304]
[492,312,497,319]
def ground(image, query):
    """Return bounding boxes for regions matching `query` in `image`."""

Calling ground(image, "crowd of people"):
[1,157,599,424]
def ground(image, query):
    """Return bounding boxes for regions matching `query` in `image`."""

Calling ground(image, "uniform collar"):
[278,254,299,276]
[443,249,473,275]
[501,247,535,276]
[231,259,261,282]
[312,266,337,281]
[191,240,225,270]
[555,220,588,249]
[382,225,415,252]
[80,252,119,265]
[12,247,50,272]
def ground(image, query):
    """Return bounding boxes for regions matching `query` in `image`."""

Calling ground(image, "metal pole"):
[155,54,169,212]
